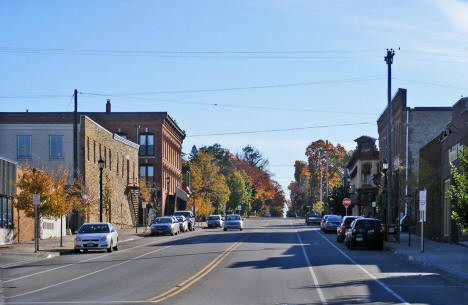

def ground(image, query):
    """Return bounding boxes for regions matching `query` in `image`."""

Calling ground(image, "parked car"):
[151,216,180,236]
[345,218,384,250]
[224,214,244,231]
[207,214,224,228]
[305,212,321,225]
[175,215,189,232]
[74,222,119,253]
[320,215,336,231]
[264,213,271,217]
[322,215,342,233]
[287,211,297,218]
[173,211,196,231]
[336,216,362,242]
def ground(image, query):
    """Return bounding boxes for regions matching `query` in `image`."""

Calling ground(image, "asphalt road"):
[1,218,468,305]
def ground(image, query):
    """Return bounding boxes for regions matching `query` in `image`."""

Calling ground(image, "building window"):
[117,152,119,174]
[17,135,32,159]
[49,135,64,159]
[93,140,96,163]
[449,143,461,163]
[109,149,112,170]
[139,165,154,183]
[122,157,125,178]
[87,137,90,161]
[99,143,102,160]
[139,133,154,156]
[117,132,128,139]
[0,197,13,229]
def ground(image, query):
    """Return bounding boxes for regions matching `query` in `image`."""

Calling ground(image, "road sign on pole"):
[33,194,40,252]
[419,189,427,252]
[237,205,242,211]
[343,198,351,216]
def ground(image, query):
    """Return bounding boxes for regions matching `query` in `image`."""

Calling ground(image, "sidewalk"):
[385,232,468,281]
[0,226,150,267]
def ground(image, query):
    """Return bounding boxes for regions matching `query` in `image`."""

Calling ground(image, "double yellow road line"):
[148,220,270,303]
[148,240,242,303]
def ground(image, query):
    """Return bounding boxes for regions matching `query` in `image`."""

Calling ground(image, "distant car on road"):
[336,216,362,242]
[74,222,119,253]
[151,216,180,236]
[207,214,224,228]
[175,215,189,232]
[224,214,244,231]
[173,211,196,231]
[345,218,383,250]
[305,212,321,225]
[287,211,297,218]
[264,213,271,217]
[321,215,342,233]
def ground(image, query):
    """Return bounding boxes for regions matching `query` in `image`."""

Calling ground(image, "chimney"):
[106,99,111,113]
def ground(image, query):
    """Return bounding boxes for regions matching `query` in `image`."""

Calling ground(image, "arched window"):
[139,133,154,156]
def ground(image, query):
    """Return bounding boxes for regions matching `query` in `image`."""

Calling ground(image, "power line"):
[394,77,468,91]
[188,122,373,137]
[80,76,384,96]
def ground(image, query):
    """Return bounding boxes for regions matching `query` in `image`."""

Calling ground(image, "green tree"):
[329,185,348,215]
[448,146,468,232]
[313,201,325,214]
[226,170,252,215]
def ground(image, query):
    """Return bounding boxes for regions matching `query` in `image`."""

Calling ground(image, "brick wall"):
[80,116,139,229]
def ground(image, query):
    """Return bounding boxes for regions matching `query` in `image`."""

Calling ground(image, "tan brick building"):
[77,115,140,230]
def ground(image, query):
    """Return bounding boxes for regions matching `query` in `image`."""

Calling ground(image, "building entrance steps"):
[385,232,468,281]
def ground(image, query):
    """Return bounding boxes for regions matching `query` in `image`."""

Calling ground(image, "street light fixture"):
[98,158,105,222]
[382,159,389,171]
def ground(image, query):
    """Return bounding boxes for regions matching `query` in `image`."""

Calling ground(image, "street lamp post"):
[382,159,389,223]
[98,159,105,222]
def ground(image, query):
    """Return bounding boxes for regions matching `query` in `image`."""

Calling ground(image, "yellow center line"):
[148,219,271,303]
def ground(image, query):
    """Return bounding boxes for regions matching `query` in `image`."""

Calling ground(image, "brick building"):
[0,103,186,220]
[377,88,452,223]
[419,97,468,242]
[346,136,380,217]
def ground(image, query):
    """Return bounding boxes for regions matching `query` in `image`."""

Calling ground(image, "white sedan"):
[74,222,119,253]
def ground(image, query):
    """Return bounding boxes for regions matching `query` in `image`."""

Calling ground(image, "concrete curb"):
[384,245,468,282]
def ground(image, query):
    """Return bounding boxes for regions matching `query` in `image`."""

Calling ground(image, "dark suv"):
[173,211,195,231]
[345,218,383,250]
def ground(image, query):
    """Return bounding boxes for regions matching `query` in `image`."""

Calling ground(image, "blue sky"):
[1,0,468,198]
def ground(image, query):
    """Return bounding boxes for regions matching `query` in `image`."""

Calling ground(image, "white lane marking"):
[6,301,159,304]
[6,245,172,300]
[316,231,411,305]
[3,231,196,283]
[295,230,327,305]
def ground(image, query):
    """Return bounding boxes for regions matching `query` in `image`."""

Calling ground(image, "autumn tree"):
[288,161,310,216]
[186,151,230,217]
[226,170,253,215]
[305,140,346,207]
[448,146,468,232]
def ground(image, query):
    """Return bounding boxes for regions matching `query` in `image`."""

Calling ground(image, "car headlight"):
[100,236,107,242]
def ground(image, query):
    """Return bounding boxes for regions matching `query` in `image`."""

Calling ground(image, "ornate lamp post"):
[98,159,105,222]
[382,159,389,223]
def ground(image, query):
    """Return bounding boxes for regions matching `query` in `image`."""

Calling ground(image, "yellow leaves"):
[13,163,89,218]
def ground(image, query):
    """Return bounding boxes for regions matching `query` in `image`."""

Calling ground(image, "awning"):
[175,187,189,202]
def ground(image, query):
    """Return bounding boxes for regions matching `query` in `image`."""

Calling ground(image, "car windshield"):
[154,218,172,223]
[78,224,110,234]
[344,217,358,225]
[174,212,191,218]
[176,217,184,221]
[208,216,220,220]
[226,215,240,220]
[356,220,381,230]
[308,213,319,217]
[327,216,341,222]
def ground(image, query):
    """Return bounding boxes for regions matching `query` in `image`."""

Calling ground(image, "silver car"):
[207,215,224,228]
[151,216,180,236]
[223,214,243,231]
[175,215,189,232]
[74,222,119,253]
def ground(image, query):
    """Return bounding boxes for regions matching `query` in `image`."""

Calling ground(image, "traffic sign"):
[33,194,40,206]
[342,198,351,208]
[372,201,376,208]
[237,205,242,210]
[419,190,427,212]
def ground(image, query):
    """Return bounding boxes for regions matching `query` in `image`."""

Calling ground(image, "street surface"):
[1,218,467,305]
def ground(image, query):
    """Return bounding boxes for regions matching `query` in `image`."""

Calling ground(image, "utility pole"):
[73,89,78,179]
[385,49,395,224]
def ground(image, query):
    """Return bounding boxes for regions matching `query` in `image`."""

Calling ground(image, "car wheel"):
[223,228,227,231]
[74,248,80,253]
[376,241,383,251]
[83,249,88,253]
[240,228,243,231]
[171,230,174,236]
[113,238,119,251]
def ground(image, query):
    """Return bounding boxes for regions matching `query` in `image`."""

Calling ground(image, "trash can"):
[382,224,399,242]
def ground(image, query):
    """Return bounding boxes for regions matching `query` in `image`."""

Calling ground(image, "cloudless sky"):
[1,0,468,198]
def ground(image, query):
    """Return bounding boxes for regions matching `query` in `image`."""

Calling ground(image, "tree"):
[448,146,468,232]
[199,143,233,176]
[329,184,348,215]
[288,161,310,215]
[313,201,325,214]
[238,145,269,170]
[226,170,252,215]
[13,164,88,245]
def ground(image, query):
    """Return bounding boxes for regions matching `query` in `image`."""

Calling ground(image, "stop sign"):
[342,198,351,208]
